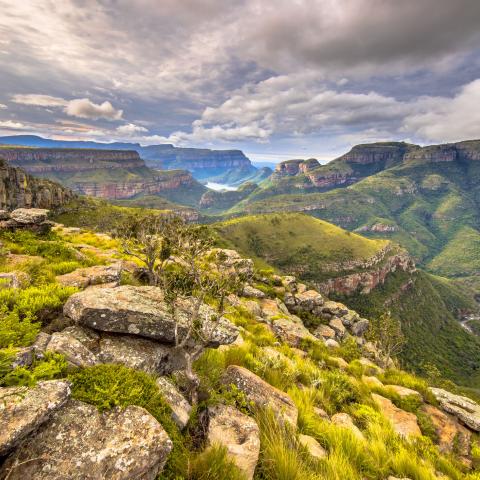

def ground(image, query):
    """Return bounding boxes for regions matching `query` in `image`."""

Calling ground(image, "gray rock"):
[325,338,340,348]
[0,209,10,220]
[156,377,192,429]
[0,380,71,456]
[0,271,30,289]
[0,400,173,480]
[10,208,49,224]
[270,316,317,347]
[56,263,122,288]
[243,285,266,299]
[63,286,239,347]
[207,404,260,480]
[329,317,346,337]
[352,318,370,336]
[298,433,327,459]
[46,331,97,368]
[430,387,480,432]
[97,334,186,375]
[221,365,298,426]
[313,324,336,340]
[294,290,324,310]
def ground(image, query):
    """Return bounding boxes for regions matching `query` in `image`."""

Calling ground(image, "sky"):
[1,0,480,163]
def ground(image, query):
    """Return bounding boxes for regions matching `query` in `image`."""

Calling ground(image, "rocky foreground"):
[1,210,480,479]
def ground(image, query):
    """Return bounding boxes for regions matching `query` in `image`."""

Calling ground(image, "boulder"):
[97,334,186,375]
[63,286,239,347]
[56,263,122,288]
[0,380,71,456]
[46,331,97,368]
[221,365,298,426]
[329,317,346,337]
[260,298,290,319]
[156,377,192,429]
[242,285,266,299]
[340,310,360,327]
[351,318,370,336]
[294,290,324,310]
[321,301,349,316]
[0,209,9,220]
[362,375,384,388]
[281,275,297,290]
[314,324,336,340]
[0,400,172,480]
[239,299,263,318]
[372,393,421,438]
[298,433,327,459]
[331,413,365,440]
[325,339,340,348]
[420,404,471,456]
[313,406,330,420]
[0,271,30,289]
[207,404,260,480]
[429,387,480,432]
[270,317,317,347]
[10,208,49,224]
[387,385,422,401]
[208,249,254,277]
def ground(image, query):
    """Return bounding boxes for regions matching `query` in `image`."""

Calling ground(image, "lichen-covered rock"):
[298,434,327,459]
[372,393,421,438]
[270,316,317,347]
[207,404,260,479]
[221,365,298,426]
[243,285,266,299]
[429,387,480,432]
[321,300,349,316]
[46,331,97,368]
[56,263,122,288]
[420,404,471,456]
[63,286,238,347]
[156,377,192,429]
[208,248,254,277]
[351,318,370,336]
[97,334,186,375]
[313,324,336,340]
[294,290,324,310]
[329,317,346,337]
[260,298,290,319]
[0,400,173,480]
[10,208,49,224]
[0,380,70,456]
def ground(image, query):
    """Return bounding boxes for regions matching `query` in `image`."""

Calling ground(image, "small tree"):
[117,214,243,404]
[367,311,406,369]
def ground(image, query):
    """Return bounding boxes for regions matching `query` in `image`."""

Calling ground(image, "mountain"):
[229,140,480,289]
[0,157,73,210]
[0,135,260,184]
[0,146,207,207]
[214,212,480,387]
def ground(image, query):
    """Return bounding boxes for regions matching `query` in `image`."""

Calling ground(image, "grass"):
[214,213,387,281]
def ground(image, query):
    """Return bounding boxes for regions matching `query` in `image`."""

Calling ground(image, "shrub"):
[336,337,361,363]
[0,309,39,348]
[318,371,363,414]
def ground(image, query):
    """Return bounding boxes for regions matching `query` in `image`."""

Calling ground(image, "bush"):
[319,371,363,414]
[0,309,39,348]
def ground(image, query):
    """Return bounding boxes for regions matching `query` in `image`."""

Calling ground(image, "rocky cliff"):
[2,148,145,173]
[0,158,73,210]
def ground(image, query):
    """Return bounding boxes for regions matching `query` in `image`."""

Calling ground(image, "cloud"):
[65,98,123,121]
[12,93,123,121]
[116,123,148,136]
[0,103,7,109]
[12,94,67,107]
[0,120,27,129]
[403,79,480,142]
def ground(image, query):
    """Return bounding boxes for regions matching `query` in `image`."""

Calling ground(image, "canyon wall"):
[0,159,73,210]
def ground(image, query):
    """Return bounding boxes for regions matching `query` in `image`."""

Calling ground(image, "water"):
[205,182,238,191]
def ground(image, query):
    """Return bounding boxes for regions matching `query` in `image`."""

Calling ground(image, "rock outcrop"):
[0,159,73,210]
[0,400,173,480]
[429,387,480,432]
[207,404,260,479]
[0,380,71,456]
[221,365,298,426]
[0,208,55,233]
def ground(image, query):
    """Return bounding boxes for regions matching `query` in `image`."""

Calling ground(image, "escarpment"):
[0,158,73,210]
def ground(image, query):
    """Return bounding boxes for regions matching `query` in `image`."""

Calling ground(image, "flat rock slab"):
[221,365,298,426]
[10,208,49,224]
[56,263,122,288]
[63,286,238,347]
[372,393,421,438]
[430,387,480,432]
[0,400,173,480]
[0,380,70,456]
[207,404,260,480]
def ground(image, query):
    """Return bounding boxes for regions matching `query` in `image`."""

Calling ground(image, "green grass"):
[214,213,387,281]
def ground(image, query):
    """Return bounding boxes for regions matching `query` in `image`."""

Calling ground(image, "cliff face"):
[71,171,197,199]
[315,247,416,296]
[2,148,144,173]
[0,159,73,210]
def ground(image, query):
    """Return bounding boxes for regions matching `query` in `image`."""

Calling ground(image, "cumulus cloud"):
[403,79,480,142]
[0,103,7,109]
[65,98,123,121]
[116,123,148,136]
[12,93,123,121]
